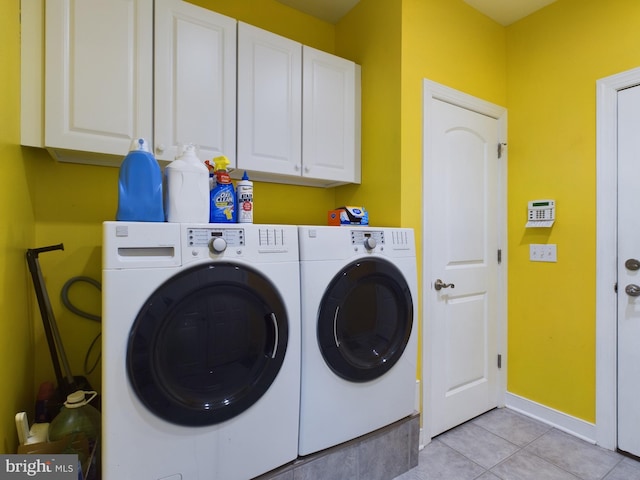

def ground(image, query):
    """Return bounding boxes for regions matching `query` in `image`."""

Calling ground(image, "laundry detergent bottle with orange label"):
[209,155,236,223]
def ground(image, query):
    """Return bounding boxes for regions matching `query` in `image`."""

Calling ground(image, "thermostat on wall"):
[526,199,555,228]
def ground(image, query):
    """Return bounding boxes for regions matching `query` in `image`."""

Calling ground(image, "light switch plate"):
[530,244,557,262]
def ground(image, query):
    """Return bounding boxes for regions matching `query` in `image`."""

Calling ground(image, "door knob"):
[434,279,455,291]
[625,258,640,271]
[625,284,640,297]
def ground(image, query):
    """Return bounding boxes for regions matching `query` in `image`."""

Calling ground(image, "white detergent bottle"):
[236,171,254,223]
[164,144,210,223]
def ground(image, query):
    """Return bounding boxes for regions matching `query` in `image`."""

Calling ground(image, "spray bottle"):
[209,156,237,223]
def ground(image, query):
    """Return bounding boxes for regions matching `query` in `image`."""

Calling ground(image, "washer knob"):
[209,237,227,253]
[364,237,377,250]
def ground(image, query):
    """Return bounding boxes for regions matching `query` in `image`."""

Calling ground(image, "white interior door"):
[617,84,640,457]
[423,81,506,438]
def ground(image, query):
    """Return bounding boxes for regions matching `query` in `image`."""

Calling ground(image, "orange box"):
[328,206,368,226]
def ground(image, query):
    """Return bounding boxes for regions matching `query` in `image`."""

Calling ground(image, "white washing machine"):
[297,226,418,456]
[102,222,300,480]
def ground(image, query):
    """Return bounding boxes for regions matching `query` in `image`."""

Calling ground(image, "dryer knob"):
[209,237,227,253]
[364,237,377,250]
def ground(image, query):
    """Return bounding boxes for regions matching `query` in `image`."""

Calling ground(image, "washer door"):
[317,257,413,382]
[127,262,288,426]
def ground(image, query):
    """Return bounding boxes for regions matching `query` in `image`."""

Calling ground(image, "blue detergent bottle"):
[209,155,237,223]
[116,138,164,222]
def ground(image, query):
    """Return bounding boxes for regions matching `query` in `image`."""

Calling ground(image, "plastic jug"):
[116,138,164,222]
[48,390,101,479]
[164,144,210,223]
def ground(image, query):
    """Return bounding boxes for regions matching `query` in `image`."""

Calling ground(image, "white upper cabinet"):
[302,46,361,184]
[237,22,302,177]
[42,0,154,162]
[154,0,236,164]
[237,22,360,187]
[21,1,359,186]
[22,0,236,166]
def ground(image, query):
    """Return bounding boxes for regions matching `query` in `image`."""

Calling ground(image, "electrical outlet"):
[530,244,557,262]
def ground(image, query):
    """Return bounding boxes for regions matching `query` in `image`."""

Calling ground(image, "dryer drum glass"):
[126,262,288,426]
[317,258,413,382]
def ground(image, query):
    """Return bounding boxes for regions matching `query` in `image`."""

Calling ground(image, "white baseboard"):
[415,379,429,449]
[418,427,428,450]
[505,392,597,444]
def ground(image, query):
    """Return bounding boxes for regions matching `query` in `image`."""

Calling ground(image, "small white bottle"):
[236,171,254,223]
[164,144,210,223]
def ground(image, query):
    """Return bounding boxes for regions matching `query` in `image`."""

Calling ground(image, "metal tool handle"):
[26,244,78,397]
[434,279,455,291]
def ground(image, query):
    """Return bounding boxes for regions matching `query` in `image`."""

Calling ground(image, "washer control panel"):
[186,228,245,250]
[351,230,385,250]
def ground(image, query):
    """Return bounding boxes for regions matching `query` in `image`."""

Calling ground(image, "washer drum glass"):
[317,257,413,382]
[127,262,288,426]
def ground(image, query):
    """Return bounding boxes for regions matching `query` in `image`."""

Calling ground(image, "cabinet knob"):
[156,144,165,154]
[294,164,301,172]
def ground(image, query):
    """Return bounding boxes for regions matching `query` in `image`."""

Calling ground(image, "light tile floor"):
[394,408,640,480]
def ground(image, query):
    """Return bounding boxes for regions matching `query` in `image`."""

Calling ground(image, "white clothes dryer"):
[297,226,418,456]
[102,222,300,480]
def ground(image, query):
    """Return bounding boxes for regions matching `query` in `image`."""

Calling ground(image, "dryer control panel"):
[351,230,385,249]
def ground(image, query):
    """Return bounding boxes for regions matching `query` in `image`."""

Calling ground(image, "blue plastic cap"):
[242,171,249,180]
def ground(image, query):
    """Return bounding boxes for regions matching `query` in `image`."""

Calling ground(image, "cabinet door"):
[155,0,236,164]
[302,46,361,184]
[45,0,153,156]
[237,22,302,176]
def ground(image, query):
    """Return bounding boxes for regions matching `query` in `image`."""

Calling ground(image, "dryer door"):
[127,262,288,426]
[317,257,413,382]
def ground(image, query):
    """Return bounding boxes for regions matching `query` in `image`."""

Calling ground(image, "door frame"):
[595,66,640,451]
[421,79,508,441]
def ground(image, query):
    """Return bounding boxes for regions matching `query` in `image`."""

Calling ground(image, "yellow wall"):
[506,0,640,422]
[1,0,37,454]
[400,0,507,296]
[333,0,403,225]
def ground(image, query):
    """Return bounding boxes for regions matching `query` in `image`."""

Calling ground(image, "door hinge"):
[497,354,502,369]
[614,282,618,293]
[498,142,507,159]
[497,249,502,264]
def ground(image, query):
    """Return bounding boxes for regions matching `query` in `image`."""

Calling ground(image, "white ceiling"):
[275,0,558,26]
[463,0,558,26]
